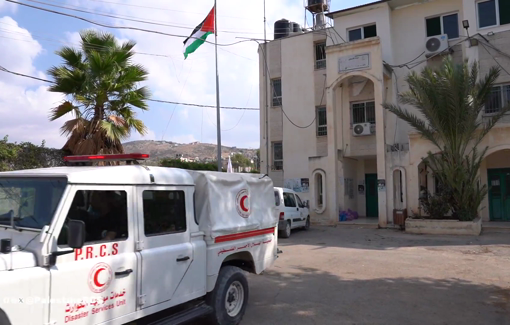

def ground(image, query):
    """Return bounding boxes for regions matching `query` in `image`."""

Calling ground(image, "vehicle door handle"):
[115,269,133,276]
[176,256,190,262]
[296,208,299,211]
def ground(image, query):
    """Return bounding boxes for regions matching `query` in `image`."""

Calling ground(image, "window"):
[295,194,304,208]
[485,84,510,114]
[316,106,327,136]
[274,191,281,206]
[58,190,128,246]
[283,192,296,207]
[352,101,376,124]
[426,13,459,39]
[348,24,377,42]
[271,78,282,107]
[315,173,323,206]
[315,42,326,69]
[143,190,186,236]
[272,142,283,171]
[0,178,67,229]
[478,0,510,28]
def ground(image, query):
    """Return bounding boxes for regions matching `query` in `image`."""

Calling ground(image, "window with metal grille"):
[485,84,510,114]
[272,142,283,170]
[271,79,282,107]
[348,24,377,42]
[315,42,326,69]
[352,101,376,124]
[316,106,327,136]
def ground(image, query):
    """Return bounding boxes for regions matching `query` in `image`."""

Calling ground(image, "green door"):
[488,169,510,221]
[365,174,379,218]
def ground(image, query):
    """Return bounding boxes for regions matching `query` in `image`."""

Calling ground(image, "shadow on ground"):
[186,265,510,325]
[276,226,510,252]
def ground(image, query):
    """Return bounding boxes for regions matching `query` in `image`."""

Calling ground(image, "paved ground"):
[236,226,510,325]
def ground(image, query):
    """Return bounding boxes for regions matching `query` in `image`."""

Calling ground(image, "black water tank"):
[274,19,290,39]
[308,0,327,6]
[292,22,301,33]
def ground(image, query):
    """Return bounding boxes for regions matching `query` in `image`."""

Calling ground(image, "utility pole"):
[263,0,269,175]
[214,0,222,172]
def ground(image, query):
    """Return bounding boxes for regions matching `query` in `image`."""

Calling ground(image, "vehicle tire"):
[0,310,11,325]
[280,220,291,238]
[206,266,249,325]
[303,216,310,230]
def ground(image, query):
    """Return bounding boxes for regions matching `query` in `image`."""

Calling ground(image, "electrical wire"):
[6,0,256,47]
[479,42,510,75]
[161,62,193,140]
[21,0,264,35]
[0,65,259,110]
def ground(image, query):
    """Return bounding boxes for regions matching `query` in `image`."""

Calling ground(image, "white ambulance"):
[0,153,278,325]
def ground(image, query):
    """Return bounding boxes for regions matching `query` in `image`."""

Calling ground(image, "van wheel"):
[280,220,291,238]
[206,266,249,325]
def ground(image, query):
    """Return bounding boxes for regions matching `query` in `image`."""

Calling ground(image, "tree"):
[48,30,150,156]
[0,136,65,171]
[160,159,225,172]
[0,136,19,171]
[383,57,510,221]
[230,153,252,168]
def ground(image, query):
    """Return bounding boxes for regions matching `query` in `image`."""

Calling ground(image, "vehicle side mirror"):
[68,220,86,249]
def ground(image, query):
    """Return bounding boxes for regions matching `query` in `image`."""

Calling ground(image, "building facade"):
[259,0,510,226]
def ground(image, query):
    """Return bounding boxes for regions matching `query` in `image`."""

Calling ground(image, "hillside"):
[123,140,258,165]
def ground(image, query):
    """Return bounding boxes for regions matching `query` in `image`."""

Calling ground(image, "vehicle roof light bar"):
[64,153,150,163]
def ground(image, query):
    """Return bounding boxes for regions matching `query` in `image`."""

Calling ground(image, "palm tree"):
[383,57,510,221]
[48,30,150,155]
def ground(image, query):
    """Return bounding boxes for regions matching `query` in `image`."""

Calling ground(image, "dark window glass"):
[366,101,376,123]
[273,142,283,170]
[478,0,497,28]
[317,106,327,136]
[426,16,442,37]
[486,86,502,114]
[283,193,296,207]
[364,24,377,38]
[348,28,362,41]
[274,191,280,206]
[143,190,186,236]
[500,0,510,25]
[295,194,303,208]
[315,42,326,69]
[272,79,282,107]
[443,14,459,39]
[352,102,366,124]
[59,190,128,246]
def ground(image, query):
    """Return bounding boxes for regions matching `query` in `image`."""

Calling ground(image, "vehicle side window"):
[274,191,280,206]
[283,193,296,208]
[295,194,304,208]
[58,190,128,246]
[143,190,186,236]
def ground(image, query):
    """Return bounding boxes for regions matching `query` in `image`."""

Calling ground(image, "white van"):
[274,187,310,238]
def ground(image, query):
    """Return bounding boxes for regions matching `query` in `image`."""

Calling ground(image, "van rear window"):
[274,191,280,206]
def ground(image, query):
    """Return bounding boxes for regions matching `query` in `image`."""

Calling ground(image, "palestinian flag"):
[183,7,215,59]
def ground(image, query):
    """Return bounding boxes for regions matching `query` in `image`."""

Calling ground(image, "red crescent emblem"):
[88,262,112,293]
[236,189,250,218]
[240,195,249,212]
[94,267,106,288]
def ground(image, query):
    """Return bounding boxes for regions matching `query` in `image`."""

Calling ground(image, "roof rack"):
[64,153,150,165]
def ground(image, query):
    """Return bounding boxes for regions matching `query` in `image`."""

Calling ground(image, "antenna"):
[264,0,269,175]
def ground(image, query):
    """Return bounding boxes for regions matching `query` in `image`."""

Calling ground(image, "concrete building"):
[259,0,510,226]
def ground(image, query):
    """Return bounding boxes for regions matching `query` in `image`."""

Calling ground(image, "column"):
[374,81,387,227]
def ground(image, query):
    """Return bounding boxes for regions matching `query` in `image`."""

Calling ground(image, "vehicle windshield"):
[0,178,67,229]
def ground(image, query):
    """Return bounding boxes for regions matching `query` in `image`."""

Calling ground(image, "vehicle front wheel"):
[280,220,291,238]
[206,266,249,325]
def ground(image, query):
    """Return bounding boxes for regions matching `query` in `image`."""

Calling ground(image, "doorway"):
[365,173,379,218]
[488,169,510,221]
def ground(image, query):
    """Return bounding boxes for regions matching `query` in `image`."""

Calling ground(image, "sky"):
[0,0,372,149]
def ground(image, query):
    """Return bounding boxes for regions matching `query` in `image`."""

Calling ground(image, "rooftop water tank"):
[274,19,291,39]
[307,0,330,13]
[292,22,301,33]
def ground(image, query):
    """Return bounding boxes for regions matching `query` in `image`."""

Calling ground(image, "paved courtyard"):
[238,226,510,325]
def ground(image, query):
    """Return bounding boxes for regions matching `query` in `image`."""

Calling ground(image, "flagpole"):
[214,0,222,172]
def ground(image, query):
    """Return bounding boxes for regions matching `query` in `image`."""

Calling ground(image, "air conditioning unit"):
[352,123,372,136]
[425,34,449,57]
